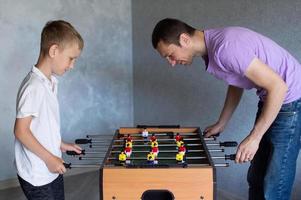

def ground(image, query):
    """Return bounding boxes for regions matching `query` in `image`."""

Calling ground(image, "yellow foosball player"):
[151,141,158,148]
[147,151,158,165]
[176,140,184,148]
[125,141,133,148]
[176,152,185,163]
[119,151,127,162]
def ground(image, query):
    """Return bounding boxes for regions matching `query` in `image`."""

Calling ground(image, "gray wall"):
[132,0,301,199]
[0,0,133,181]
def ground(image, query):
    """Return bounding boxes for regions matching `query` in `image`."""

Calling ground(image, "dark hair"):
[152,18,196,49]
[40,20,84,56]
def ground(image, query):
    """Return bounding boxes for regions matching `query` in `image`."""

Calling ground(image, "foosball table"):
[65,125,237,200]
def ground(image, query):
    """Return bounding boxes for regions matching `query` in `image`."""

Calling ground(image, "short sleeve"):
[16,86,45,118]
[216,41,257,75]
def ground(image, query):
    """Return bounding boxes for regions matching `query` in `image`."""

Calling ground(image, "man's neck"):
[191,30,207,57]
[35,56,52,81]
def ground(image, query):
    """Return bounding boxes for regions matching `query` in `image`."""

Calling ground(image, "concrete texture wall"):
[0,0,133,181]
[132,0,301,199]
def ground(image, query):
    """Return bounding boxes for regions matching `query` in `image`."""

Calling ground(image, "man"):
[152,18,301,200]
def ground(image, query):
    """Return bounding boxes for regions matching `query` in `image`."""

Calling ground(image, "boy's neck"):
[35,55,53,81]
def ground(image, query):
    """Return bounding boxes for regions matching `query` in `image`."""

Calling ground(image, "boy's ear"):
[179,33,191,47]
[48,44,59,58]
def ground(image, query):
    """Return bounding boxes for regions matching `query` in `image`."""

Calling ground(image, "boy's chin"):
[53,71,66,76]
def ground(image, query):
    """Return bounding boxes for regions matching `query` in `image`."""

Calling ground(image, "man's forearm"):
[251,83,287,139]
[218,85,244,126]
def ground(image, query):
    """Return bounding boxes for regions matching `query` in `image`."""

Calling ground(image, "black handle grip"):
[75,139,92,144]
[220,141,238,147]
[63,163,71,169]
[225,154,236,160]
[66,149,85,155]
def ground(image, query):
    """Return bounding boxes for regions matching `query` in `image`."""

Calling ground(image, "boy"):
[14,20,84,200]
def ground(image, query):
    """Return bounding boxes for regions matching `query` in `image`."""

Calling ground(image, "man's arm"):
[14,116,66,174]
[204,85,243,137]
[235,58,287,163]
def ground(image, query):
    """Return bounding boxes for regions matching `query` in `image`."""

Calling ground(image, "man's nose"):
[167,57,176,67]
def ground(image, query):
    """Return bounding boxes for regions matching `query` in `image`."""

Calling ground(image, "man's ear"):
[179,33,191,47]
[48,44,59,58]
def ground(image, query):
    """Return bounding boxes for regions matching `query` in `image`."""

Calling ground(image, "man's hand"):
[60,141,82,154]
[204,122,225,137]
[235,134,261,163]
[45,155,66,174]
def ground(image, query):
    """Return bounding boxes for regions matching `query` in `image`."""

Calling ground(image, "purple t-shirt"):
[204,27,301,103]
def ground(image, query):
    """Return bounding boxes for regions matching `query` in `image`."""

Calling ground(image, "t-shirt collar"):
[31,66,58,92]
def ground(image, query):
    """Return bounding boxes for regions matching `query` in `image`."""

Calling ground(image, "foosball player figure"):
[176,139,184,149]
[178,143,186,155]
[151,140,159,148]
[125,141,133,149]
[175,132,182,142]
[119,151,127,163]
[151,142,159,157]
[147,151,158,165]
[124,142,132,157]
[176,152,185,164]
[126,134,133,143]
[142,128,149,144]
[150,133,157,142]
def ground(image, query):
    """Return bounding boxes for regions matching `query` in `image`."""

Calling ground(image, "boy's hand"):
[60,142,82,154]
[45,155,66,174]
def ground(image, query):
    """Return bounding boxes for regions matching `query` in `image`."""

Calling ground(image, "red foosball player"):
[151,142,159,157]
[175,133,182,142]
[119,151,127,162]
[147,151,158,165]
[124,143,132,157]
[150,133,157,142]
[178,143,186,155]
[176,152,185,164]
[126,134,133,143]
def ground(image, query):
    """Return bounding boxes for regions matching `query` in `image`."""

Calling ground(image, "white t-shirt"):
[14,66,62,186]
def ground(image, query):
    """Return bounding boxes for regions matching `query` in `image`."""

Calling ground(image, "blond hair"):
[40,20,84,56]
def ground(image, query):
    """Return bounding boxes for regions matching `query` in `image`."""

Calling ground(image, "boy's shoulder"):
[18,70,46,97]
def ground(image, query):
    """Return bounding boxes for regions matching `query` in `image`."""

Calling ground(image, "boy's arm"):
[204,85,243,137]
[14,116,66,174]
[60,141,82,153]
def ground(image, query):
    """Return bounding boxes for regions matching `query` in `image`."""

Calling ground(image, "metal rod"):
[67,164,100,168]
[86,135,114,138]
[110,143,202,148]
[109,149,224,153]
[214,163,229,167]
[112,138,200,142]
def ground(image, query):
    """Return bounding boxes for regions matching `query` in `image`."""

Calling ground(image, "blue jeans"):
[18,174,65,200]
[248,98,301,200]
